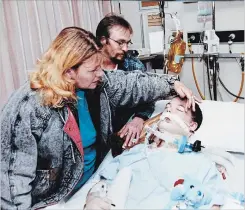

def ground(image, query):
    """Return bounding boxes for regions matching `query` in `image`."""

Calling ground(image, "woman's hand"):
[174,81,201,112]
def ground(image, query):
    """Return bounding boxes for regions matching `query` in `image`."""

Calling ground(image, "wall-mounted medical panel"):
[187,30,244,44]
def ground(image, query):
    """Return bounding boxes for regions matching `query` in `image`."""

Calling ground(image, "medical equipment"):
[189,40,245,102]
[203,30,219,55]
[189,1,244,102]
[162,13,186,74]
[144,112,191,146]
[188,43,206,100]
[166,31,186,74]
[197,1,212,23]
[202,28,220,100]
[228,34,236,54]
[158,0,185,74]
[159,1,167,74]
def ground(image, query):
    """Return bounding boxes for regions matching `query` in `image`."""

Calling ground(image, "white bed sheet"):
[46,151,114,209]
[46,151,244,210]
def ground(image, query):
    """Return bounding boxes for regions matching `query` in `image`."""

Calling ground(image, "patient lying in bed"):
[89,97,229,209]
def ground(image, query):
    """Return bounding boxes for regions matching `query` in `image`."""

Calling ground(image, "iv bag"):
[197,2,212,23]
[166,31,186,74]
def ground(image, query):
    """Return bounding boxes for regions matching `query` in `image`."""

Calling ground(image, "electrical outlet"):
[187,30,244,44]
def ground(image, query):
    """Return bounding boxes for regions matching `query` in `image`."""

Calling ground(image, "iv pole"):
[205,1,219,101]
[211,1,218,101]
[159,1,167,74]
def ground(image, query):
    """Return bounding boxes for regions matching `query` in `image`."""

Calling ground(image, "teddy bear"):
[165,175,213,209]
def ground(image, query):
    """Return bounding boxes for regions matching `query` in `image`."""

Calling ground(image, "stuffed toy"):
[165,175,212,209]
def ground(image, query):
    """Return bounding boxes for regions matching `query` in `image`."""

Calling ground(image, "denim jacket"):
[115,54,154,130]
[1,70,177,209]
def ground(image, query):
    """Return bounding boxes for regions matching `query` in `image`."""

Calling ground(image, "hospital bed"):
[46,100,244,209]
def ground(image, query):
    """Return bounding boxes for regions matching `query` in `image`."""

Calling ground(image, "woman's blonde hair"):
[30,27,101,107]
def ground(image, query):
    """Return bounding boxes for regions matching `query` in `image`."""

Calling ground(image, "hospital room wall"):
[119,1,245,103]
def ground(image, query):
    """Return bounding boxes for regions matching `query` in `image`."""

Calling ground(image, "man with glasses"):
[96,14,154,148]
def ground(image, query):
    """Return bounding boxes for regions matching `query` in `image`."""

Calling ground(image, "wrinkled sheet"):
[99,144,225,209]
[46,150,244,210]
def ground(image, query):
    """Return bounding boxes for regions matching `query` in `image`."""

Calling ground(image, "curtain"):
[0,0,118,109]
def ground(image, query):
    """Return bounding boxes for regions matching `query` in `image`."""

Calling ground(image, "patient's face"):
[164,97,193,124]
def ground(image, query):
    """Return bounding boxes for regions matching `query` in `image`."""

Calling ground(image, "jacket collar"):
[59,106,84,156]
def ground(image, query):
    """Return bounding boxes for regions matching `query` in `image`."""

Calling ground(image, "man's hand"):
[174,81,201,112]
[118,117,144,148]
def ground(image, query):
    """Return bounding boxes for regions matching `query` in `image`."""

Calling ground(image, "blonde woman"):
[1,27,198,210]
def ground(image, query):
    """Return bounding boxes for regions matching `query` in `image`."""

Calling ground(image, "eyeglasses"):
[108,37,133,48]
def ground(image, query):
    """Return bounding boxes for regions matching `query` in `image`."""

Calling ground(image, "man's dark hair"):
[191,102,203,131]
[96,14,133,42]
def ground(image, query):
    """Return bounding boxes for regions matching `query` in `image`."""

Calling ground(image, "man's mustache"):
[116,51,126,57]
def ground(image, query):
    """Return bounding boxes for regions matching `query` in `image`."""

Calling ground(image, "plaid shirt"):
[114,54,154,132]
[118,54,147,72]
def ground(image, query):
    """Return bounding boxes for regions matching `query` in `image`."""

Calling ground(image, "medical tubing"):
[145,125,176,144]
[188,43,206,100]
[213,59,218,100]
[233,71,244,102]
[218,76,244,100]
[233,56,245,102]
[206,57,213,100]
[159,1,167,74]
[189,37,244,101]
[217,57,244,101]
[215,54,244,102]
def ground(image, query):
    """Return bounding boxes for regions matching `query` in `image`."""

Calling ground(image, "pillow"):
[152,100,244,153]
[193,100,244,153]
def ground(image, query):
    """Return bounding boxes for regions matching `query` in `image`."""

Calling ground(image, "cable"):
[212,57,217,100]
[217,55,244,101]
[189,41,244,101]
[188,42,205,100]
[218,76,244,100]
[203,61,206,97]
[216,62,223,101]
[225,45,244,102]
[206,56,213,100]
[159,1,167,74]
[217,87,224,101]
